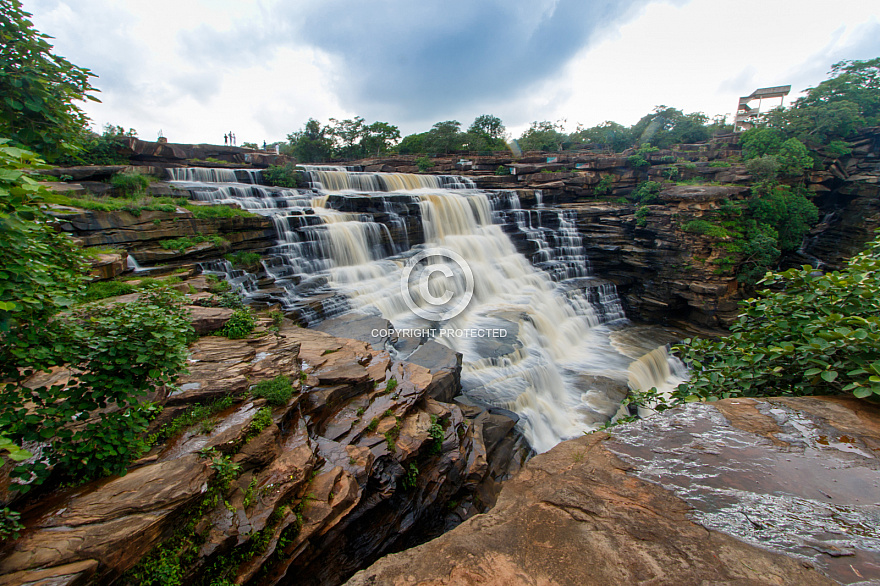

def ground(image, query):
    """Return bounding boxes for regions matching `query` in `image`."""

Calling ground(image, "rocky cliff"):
[0,282,521,586]
[348,396,880,585]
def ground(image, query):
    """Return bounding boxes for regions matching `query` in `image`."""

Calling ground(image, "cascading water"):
[168,166,679,453]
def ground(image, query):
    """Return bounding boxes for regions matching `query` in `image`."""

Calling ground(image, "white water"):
[168,166,676,453]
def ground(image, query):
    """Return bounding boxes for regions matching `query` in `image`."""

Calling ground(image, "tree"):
[631,107,710,149]
[287,118,332,163]
[361,121,401,156]
[425,120,464,154]
[517,120,568,152]
[776,138,813,176]
[739,127,786,159]
[465,114,507,152]
[397,132,428,154]
[0,0,100,160]
[327,116,366,159]
[569,121,633,152]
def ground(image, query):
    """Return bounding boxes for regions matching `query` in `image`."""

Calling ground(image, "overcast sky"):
[24,0,880,145]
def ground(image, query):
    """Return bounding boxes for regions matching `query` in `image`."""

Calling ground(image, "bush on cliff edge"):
[669,230,880,404]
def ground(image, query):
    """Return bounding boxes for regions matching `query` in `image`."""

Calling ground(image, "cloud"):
[286,0,665,126]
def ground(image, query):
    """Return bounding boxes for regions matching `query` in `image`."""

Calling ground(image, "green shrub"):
[415,155,433,172]
[110,172,151,197]
[635,205,649,227]
[2,289,192,485]
[218,308,256,339]
[81,280,137,302]
[708,161,731,167]
[627,155,650,169]
[402,463,419,490]
[159,235,227,253]
[682,220,729,238]
[225,251,262,269]
[662,166,679,181]
[594,175,614,195]
[494,165,510,176]
[668,232,880,404]
[184,204,254,219]
[262,163,302,188]
[629,181,661,204]
[428,414,444,455]
[250,375,294,406]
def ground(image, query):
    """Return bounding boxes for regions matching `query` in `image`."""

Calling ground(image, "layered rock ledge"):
[348,396,880,585]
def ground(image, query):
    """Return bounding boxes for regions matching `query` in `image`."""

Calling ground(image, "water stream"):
[168,167,685,452]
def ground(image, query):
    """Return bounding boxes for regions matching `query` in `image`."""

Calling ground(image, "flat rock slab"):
[605,397,880,585]
[346,396,880,585]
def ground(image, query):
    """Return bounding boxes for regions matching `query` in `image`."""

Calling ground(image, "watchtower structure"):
[733,85,791,131]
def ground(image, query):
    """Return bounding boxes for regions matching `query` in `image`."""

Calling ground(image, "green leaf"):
[821,370,838,383]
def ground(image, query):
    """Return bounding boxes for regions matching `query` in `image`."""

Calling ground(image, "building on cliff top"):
[734,85,791,132]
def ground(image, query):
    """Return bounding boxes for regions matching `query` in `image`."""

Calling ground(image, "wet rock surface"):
[348,396,880,586]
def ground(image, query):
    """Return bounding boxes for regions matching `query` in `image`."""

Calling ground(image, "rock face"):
[51,207,276,264]
[562,185,748,329]
[0,320,518,586]
[348,396,880,586]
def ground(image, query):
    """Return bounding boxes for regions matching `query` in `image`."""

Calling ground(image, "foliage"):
[635,205,649,227]
[0,507,24,540]
[494,165,510,176]
[428,414,444,455]
[218,307,256,339]
[569,121,633,152]
[0,1,100,160]
[285,118,333,163]
[261,162,302,188]
[153,395,236,443]
[225,251,262,270]
[777,138,814,176]
[110,171,151,196]
[749,184,819,251]
[1,288,192,486]
[517,120,568,152]
[672,232,880,403]
[55,126,129,165]
[630,107,710,149]
[425,120,464,154]
[626,154,650,169]
[745,155,780,182]
[594,175,614,195]
[81,280,137,301]
[629,181,661,204]
[183,204,254,219]
[682,219,729,238]
[159,235,227,252]
[739,127,785,159]
[397,132,428,154]
[465,114,507,151]
[250,375,294,406]
[402,463,419,490]
[415,155,433,173]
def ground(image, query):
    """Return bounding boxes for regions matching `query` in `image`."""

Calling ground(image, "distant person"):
[262,140,267,150]
[224,133,228,145]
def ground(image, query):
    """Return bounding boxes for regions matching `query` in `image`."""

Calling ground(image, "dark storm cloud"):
[286,0,662,123]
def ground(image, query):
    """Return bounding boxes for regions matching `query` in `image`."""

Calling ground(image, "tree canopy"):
[0,0,99,160]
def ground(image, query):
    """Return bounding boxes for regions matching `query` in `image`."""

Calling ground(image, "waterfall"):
[627,345,689,415]
[168,166,679,453]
